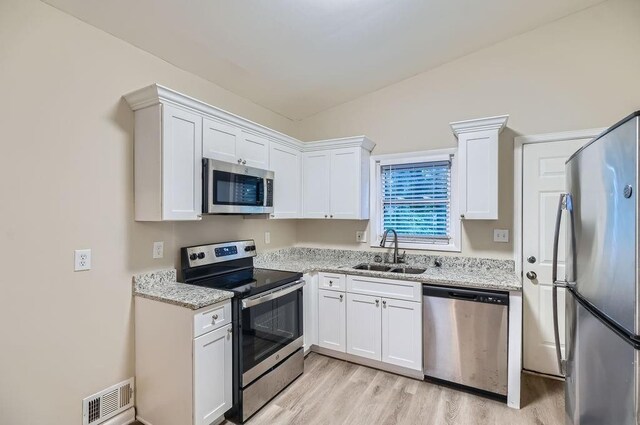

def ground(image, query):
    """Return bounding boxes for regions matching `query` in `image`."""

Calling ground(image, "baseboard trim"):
[311,346,423,380]
[102,408,135,425]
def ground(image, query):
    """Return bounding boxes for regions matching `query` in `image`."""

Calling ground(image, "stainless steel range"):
[181,240,304,423]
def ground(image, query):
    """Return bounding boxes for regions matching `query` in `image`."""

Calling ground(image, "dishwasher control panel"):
[477,295,507,304]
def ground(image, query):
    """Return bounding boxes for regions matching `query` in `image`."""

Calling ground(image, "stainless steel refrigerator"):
[553,111,640,425]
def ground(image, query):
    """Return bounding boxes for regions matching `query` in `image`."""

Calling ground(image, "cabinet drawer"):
[346,275,421,302]
[194,301,231,338]
[318,272,346,292]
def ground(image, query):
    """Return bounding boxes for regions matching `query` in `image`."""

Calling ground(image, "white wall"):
[0,1,296,424]
[294,0,640,259]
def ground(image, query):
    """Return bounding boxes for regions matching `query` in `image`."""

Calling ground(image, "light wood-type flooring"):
[134,352,564,425]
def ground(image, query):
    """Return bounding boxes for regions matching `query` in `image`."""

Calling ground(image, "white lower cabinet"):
[303,274,318,352]
[346,293,381,361]
[135,298,233,425]
[194,324,232,425]
[315,273,423,375]
[381,298,422,370]
[318,288,346,352]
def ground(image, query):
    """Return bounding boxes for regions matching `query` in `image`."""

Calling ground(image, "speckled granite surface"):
[254,247,521,292]
[133,269,234,309]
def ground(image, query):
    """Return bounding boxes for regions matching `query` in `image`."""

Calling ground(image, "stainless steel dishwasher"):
[423,285,508,398]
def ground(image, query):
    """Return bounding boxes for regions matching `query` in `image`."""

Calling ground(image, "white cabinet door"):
[346,293,381,361]
[239,131,269,169]
[381,298,422,371]
[269,142,301,218]
[330,148,361,219]
[162,104,202,220]
[303,274,318,352]
[193,323,232,425]
[318,288,346,352]
[302,152,331,218]
[458,129,498,220]
[202,117,240,164]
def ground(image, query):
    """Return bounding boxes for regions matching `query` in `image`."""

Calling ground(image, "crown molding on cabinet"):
[123,83,305,150]
[303,135,375,152]
[123,84,376,153]
[450,114,509,136]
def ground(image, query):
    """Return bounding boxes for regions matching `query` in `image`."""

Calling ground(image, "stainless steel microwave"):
[203,159,274,215]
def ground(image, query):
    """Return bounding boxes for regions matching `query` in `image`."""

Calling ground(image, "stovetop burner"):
[191,267,302,298]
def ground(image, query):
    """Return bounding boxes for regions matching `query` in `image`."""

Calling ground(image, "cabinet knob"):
[212,314,218,322]
[227,327,232,335]
[329,280,333,286]
[330,215,333,218]
[460,214,465,219]
[237,158,242,164]
[339,294,343,301]
[382,300,387,308]
[242,160,247,165]
[375,299,379,307]
[324,214,328,218]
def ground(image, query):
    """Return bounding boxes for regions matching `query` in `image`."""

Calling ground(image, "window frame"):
[369,148,461,252]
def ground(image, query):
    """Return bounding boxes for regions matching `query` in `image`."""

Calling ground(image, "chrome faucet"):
[379,229,405,264]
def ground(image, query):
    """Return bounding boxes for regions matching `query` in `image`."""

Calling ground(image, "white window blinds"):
[381,159,451,244]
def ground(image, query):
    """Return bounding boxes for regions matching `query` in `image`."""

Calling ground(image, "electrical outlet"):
[74,249,91,271]
[493,229,509,243]
[153,241,164,259]
[356,231,367,243]
[264,231,271,244]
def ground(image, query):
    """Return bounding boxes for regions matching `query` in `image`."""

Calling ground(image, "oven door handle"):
[241,280,305,309]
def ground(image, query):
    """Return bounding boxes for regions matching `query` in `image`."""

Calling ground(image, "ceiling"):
[44,0,604,120]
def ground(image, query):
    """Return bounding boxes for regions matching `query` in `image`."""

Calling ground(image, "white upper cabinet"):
[269,141,302,219]
[302,151,331,218]
[302,137,374,220]
[451,115,508,220]
[239,131,270,169]
[129,102,203,221]
[202,118,241,164]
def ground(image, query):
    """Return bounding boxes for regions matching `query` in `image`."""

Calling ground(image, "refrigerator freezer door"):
[565,290,636,425]
[566,116,638,334]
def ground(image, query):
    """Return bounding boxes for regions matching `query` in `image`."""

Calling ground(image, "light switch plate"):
[153,241,164,259]
[493,229,509,243]
[74,249,91,271]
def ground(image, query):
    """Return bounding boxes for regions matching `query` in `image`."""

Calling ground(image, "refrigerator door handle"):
[552,192,571,375]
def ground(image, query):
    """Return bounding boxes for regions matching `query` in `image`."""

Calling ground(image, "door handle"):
[526,271,537,280]
[552,193,570,375]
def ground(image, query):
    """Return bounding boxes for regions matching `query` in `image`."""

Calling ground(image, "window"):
[370,149,460,252]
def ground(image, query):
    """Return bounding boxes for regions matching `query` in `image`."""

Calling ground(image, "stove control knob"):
[245,246,252,252]
[197,252,206,259]
[189,253,198,261]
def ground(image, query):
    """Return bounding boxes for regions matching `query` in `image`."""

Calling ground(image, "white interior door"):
[522,138,588,376]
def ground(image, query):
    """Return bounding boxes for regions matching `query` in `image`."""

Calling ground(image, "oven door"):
[240,280,304,386]
[204,159,274,214]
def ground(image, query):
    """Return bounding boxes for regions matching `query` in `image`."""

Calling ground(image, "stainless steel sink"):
[389,267,426,274]
[353,263,394,272]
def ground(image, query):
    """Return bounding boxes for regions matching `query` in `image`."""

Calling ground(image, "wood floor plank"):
[220,353,565,425]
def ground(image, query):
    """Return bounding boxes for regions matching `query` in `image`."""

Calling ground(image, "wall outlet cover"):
[264,231,271,244]
[356,231,367,243]
[74,249,92,271]
[493,229,509,243]
[153,241,164,259]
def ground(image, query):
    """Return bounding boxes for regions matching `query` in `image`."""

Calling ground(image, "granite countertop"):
[254,247,522,292]
[133,269,234,310]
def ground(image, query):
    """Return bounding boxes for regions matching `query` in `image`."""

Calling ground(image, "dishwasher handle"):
[423,285,509,305]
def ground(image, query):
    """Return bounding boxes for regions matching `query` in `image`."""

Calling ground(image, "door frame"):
[513,128,605,278]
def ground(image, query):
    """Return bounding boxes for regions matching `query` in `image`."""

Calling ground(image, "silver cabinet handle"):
[237,158,242,164]
[382,300,386,308]
[375,299,379,307]
[242,160,247,165]
[329,280,333,286]
[212,314,218,322]
[339,294,343,301]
